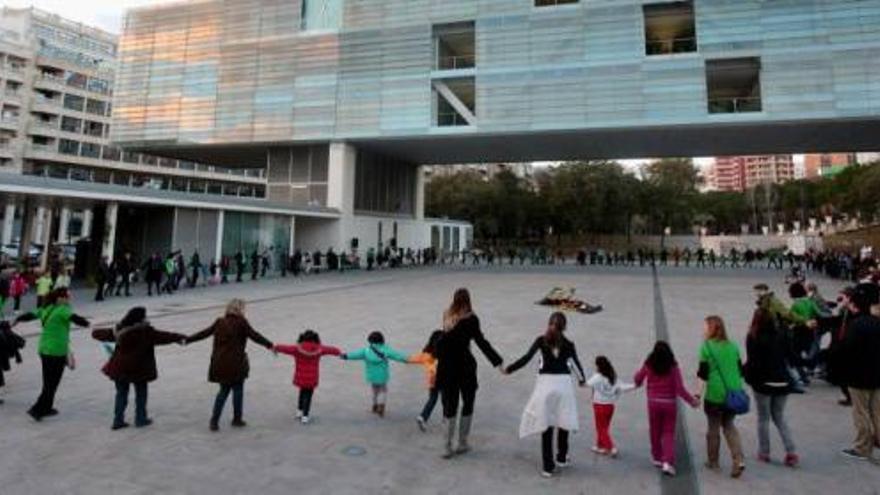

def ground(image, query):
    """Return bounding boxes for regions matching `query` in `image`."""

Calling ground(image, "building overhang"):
[115,117,880,166]
[0,174,341,219]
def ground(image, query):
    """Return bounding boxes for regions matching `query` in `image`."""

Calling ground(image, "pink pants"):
[648,401,678,465]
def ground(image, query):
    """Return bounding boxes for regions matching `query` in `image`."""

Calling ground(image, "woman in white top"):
[587,356,634,456]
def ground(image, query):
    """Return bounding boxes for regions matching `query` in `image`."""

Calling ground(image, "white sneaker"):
[295,410,303,419]
[540,470,554,478]
[662,463,676,477]
[416,416,427,432]
[591,446,609,455]
[556,457,570,468]
[609,448,619,458]
[652,459,663,468]
[300,416,310,425]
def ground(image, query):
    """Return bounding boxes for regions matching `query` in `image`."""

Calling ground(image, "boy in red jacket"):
[274,330,342,424]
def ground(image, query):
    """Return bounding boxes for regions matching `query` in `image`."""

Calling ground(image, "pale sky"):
[4,0,171,33]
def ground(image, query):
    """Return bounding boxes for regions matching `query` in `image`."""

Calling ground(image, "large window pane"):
[301,0,343,31]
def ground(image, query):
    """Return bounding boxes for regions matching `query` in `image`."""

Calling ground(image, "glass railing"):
[30,143,55,153]
[37,73,66,84]
[437,54,476,70]
[708,97,762,114]
[437,111,472,127]
[2,64,25,74]
[34,95,62,106]
[0,115,20,125]
[646,37,697,55]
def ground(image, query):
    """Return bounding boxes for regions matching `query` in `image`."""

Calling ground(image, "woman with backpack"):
[696,315,746,478]
[744,307,799,467]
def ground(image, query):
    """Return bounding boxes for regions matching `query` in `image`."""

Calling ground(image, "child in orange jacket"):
[409,330,443,431]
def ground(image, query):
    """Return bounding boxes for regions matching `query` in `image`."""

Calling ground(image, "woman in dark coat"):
[92,307,185,430]
[186,299,274,431]
[435,288,504,458]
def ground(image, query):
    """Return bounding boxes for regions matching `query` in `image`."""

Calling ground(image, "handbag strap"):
[704,342,733,394]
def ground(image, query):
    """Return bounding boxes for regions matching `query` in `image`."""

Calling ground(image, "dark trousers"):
[147,278,161,296]
[95,281,105,301]
[13,295,21,311]
[30,354,67,417]
[116,274,130,296]
[212,381,244,423]
[420,387,440,421]
[298,388,314,416]
[441,384,476,418]
[114,380,148,426]
[542,427,570,473]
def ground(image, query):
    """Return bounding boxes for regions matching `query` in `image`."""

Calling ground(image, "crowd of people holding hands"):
[1,269,879,480]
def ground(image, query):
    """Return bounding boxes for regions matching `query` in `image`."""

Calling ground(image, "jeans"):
[754,392,796,455]
[298,388,314,416]
[212,381,244,423]
[441,384,477,419]
[705,403,744,465]
[849,387,880,456]
[115,381,148,426]
[541,427,569,473]
[593,403,616,450]
[648,401,678,464]
[30,354,67,417]
[371,384,387,406]
[420,387,440,421]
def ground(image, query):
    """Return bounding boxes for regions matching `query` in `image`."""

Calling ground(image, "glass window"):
[61,116,81,133]
[301,0,344,31]
[706,57,762,114]
[86,78,110,94]
[85,99,107,116]
[58,139,79,155]
[101,146,121,161]
[142,155,158,166]
[63,94,85,111]
[644,2,697,56]
[65,71,86,89]
[122,151,140,164]
[83,120,103,137]
[535,0,578,6]
[80,142,101,158]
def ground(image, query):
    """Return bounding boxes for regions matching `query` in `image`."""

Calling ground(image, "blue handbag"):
[706,344,750,415]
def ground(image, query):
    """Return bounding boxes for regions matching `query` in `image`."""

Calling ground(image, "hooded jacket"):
[275,341,342,389]
[92,322,184,383]
[345,344,408,385]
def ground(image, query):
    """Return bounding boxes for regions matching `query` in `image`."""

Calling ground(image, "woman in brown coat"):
[92,306,185,430]
[186,299,274,431]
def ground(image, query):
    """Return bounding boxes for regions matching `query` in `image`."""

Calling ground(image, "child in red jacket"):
[274,330,342,424]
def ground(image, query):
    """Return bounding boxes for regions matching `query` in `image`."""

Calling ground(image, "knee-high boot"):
[456,415,473,455]
[442,417,457,459]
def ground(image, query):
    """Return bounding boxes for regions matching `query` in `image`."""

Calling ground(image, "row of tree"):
[425,159,880,243]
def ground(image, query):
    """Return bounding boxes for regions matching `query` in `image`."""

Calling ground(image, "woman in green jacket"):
[14,288,90,421]
[342,331,408,417]
[696,315,745,479]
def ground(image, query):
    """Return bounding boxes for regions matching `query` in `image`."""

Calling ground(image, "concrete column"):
[170,207,179,251]
[414,165,425,221]
[102,202,118,262]
[288,215,296,256]
[33,206,46,244]
[39,207,53,272]
[2,203,15,245]
[18,200,35,262]
[57,207,70,244]
[326,142,357,251]
[81,208,93,239]
[214,210,225,262]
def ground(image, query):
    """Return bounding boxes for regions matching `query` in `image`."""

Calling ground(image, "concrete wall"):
[173,208,220,261]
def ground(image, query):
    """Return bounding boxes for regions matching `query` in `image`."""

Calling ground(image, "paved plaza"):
[1,266,879,495]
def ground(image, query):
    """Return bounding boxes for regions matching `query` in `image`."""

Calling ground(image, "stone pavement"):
[1,266,878,494]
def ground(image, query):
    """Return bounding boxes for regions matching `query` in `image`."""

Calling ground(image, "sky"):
[4,0,170,33]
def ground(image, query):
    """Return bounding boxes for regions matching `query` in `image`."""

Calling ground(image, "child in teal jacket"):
[342,331,409,417]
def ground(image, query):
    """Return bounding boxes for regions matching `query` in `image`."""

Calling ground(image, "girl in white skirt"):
[505,312,586,477]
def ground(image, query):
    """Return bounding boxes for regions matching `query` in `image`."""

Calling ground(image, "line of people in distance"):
[3,283,879,480]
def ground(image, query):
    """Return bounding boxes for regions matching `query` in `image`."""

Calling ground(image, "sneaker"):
[662,463,676,477]
[731,463,746,479]
[784,453,799,468]
[295,410,303,419]
[591,446,609,455]
[135,419,153,428]
[540,470,554,479]
[556,457,570,468]
[652,459,663,468]
[416,416,427,432]
[27,409,42,422]
[300,416,310,425]
[757,453,771,463]
[45,408,59,417]
[209,421,219,432]
[230,419,247,428]
[111,422,130,431]
[609,448,619,458]
[841,448,869,460]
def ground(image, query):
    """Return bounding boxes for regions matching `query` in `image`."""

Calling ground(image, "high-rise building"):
[0,7,267,245]
[709,155,794,192]
[803,153,857,178]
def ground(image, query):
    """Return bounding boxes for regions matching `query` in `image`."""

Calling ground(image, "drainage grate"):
[341,445,367,457]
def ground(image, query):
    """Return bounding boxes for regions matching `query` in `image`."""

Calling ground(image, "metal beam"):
[432,81,476,126]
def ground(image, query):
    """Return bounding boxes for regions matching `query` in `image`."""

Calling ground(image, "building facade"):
[802,153,857,179]
[709,154,794,192]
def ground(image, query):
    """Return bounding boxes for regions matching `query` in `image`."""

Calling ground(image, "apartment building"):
[710,155,795,192]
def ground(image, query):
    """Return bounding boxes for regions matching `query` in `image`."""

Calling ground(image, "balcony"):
[0,115,20,130]
[434,22,475,72]
[27,143,56,154]
[0,142,15,157]
[28,120,59,136]
[3,89,22,101]
[0,64,25,79]
[34,74,66,91]
[708,97,762,114]
[646,37,697,56]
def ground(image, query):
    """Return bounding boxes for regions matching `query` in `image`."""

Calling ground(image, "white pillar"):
[81,208,93,239]
[102,202,118,262]
[33,206,46,244]
[326,142,358,251]
[214,210,225,262]
[39,207,53,271]
[57,207,70,244]
[2,203,15,245]
[414,165,425,221]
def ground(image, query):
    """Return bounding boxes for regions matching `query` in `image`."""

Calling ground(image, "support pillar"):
[18,199,35,263]
[415,165,425,221]
[215,210,224,262]
[102,202,118,263]
[2,203,15,245]
[81,208,93,239]
[39,207,53,272]
[327,142,357,251]
[33,206,47,244]
[57,207,70,244]
[288,216,296,256]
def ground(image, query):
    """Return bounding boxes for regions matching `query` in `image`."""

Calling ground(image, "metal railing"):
[708,97,762,114]
[33,95,62,106]
[437,111,472,127]
[0,115,20,125]
[37,73,65,84]
[29,143,55,153]
[437,54,476,71]
[645,37,697,55]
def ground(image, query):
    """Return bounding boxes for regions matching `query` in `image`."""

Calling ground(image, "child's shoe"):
[295,410,303,419]
[652,459,663,468]
[757,452,771,463]
[591,446,608,455]
[376,404,385,418]
[416,416,427,432]
[662,463,676,477]
[300,416,310,425]
[784,453,799,468]
[609,448,619,458]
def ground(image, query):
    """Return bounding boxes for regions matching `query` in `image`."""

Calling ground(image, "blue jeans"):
[420,387,439,421]
[212,382,244,423]
[754,392,796,455]
[115,381,148,426]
